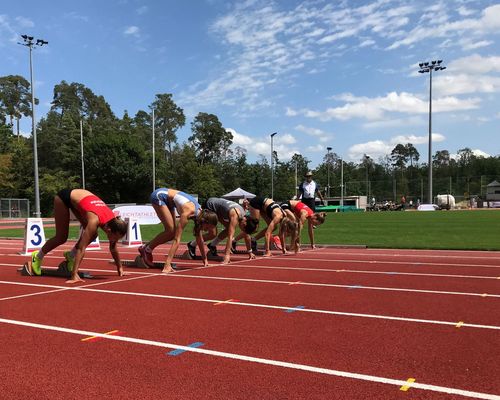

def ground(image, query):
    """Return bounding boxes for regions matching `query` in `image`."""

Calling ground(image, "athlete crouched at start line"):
[187,197,259,264]
[28,189,128,284]
[138,188,218,273]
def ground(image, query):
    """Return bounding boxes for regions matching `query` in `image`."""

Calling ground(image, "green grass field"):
[2,210,499,251]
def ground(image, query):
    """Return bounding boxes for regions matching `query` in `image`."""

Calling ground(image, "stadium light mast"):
[270,132,278,199]
[418,59,446,204]
[340,157,344,208]
[326,147,332,197]
[152,108,156,192]
[18,35,48,217]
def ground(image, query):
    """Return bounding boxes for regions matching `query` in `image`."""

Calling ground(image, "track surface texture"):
[0,238,499,399]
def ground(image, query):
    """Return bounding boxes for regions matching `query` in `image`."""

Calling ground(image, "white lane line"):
[1,280,499,330]
[268,257,500,269]
[315,250,500,260]
[0,273,156,302]
[226,264,500,280]
[0,318,498,400]
[156,273,500,299]
[2,263,499,299]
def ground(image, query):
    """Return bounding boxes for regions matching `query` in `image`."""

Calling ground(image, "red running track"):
[0,239,499,399]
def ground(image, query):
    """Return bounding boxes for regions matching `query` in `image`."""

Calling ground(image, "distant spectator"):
[401,195,406,210]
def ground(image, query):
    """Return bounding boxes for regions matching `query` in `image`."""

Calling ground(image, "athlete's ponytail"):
[193,209,218,235]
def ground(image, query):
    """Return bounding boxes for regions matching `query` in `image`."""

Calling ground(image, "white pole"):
[152,108,155,192]
[295,160,298,198]
[29,45,40,217]
[340,158,344,207]
[80,120,85,189]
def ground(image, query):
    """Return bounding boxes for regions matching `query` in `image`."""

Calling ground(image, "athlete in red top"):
[280,200,326,251]
[28,189,128,284]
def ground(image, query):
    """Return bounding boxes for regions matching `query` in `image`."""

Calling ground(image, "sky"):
[1,0,500,168]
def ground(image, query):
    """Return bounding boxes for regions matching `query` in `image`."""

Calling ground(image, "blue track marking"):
[284,305,305,313]
[167,341,204,356]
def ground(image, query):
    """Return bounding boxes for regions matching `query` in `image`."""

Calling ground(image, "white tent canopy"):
[222,187,256,199]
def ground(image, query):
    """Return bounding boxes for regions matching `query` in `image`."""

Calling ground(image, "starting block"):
[118,255,182,270]
[175,251,224,262]
[18,261,93,279]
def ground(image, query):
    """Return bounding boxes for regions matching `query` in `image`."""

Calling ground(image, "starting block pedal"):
[118,255,182,270]
[175,251,223,261]
[18,261,93,279]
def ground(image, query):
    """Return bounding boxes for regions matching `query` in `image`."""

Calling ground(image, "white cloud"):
[295,124,326,137]
[348,133,446,161]
[227,128,299,160]
[287,92,480,122]
[390,133,445,145]
[447,54,500,75]
[124,26,140,36]
[450,149,491,159]
[15,16,34,28]
[63,12,89,22]
[136,6,148,15]
[387,4,500,50]
[348,140,393,161]
[307,144,326,152]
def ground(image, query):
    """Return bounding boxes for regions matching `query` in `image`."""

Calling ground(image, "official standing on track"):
[298,171,325,212]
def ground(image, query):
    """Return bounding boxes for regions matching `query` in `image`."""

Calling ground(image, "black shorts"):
[280,202,291,211]
[302,198,316,211]
[266,202,283,220]
[57,189,74,210]
[249,196,266,210]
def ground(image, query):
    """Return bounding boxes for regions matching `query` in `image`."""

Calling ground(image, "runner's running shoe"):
[251,237,257,253]
[207,243,218,257]
[271,235,282,250]
[138,245,154,267]
[63,251,75,272]
[230,240,237,253]
[187,242,196,259]
[30,250,42,276]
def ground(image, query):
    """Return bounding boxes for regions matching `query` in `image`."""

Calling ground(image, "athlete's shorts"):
[266,202,283,220]
[57,189,74,210]
[150,188,170,206]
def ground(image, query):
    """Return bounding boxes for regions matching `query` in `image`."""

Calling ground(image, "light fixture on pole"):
[326,147,332,197]
[270,132,278,199]
[18,35,48,217]
[418,59,446,204]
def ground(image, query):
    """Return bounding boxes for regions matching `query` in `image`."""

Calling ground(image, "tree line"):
[1,75,499,215]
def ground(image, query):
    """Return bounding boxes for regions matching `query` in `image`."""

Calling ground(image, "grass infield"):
[2,210,499,251]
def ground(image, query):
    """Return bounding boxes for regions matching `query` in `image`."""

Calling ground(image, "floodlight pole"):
[419,60,446,204]
[326,147,332,197]
[80,120,85,189]
[152,108,156,192]
[270,132,278,199]
[340,157,344,207]
[18,35,48,217]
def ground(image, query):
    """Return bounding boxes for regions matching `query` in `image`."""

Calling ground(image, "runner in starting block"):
[19,261,93,279]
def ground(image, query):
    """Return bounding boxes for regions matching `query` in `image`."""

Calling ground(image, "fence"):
[0,198,30,218]
[333,175,500,205]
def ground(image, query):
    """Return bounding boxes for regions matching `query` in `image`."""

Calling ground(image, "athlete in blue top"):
[138,188,218,273]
